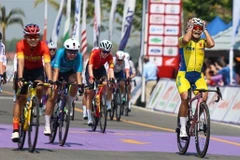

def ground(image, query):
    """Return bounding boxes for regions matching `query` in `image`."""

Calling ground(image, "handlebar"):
[194,87,222,103]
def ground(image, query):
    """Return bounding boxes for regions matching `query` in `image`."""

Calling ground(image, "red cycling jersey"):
[16,40,51,69]
[89,48,114,69]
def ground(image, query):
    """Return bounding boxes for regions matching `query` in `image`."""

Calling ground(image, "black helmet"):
[0,32,2,41]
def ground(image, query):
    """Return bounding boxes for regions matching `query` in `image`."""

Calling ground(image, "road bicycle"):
[176,86,222,158]
[109,79,123,121]
[122,78,136,116]
[49,81,79,146]
[17,81,51,152]
[90,78,108,133]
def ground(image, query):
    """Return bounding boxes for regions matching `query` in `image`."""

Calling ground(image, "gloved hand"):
[78,84,84,95]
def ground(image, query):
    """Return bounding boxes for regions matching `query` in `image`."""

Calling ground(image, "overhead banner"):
[146,0,182,78]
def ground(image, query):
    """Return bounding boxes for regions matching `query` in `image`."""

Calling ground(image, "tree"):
[0,6,25,44]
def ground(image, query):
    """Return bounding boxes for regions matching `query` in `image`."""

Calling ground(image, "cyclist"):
[176,18,215,138]
[124,52,136,111]
[0,31,6,92]
[12,23,53,142]
[85,39,114,126]
[44,38,84,135]
[114,50,130,100]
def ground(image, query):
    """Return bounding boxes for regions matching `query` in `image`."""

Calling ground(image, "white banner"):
[51,0,65,43]
[109,0,118,41]
[93,0,101,47]
[72,0,82,41]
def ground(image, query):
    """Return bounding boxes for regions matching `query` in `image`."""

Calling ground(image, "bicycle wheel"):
[176,116,190,155]
[58,99,71,146]
[195,102,210,158]
[91,104,98,131]
[71,101,75,121]
[115,88,122,121]
[49,102,59,143]
[109,99,115,120]
[28,96,40,153]
[99,92,107,133]
[18,106,26,149]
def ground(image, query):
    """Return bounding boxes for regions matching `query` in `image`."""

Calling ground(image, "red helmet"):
[23,23,41,35]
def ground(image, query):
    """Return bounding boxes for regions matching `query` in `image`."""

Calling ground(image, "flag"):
[43,0,48,42]
[93,0,101,47]
[81,0,87,55]
[72,0,82,40]
[63,0,72,42]
[229,0,240,85]
[51,0,65,43]
[109,0,118,41]
[119,0,136,51]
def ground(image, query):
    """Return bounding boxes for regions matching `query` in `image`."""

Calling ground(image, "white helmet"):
[116,50,125,60]
[124,52,130,60]
[99,40,113,52]
[64,38,80,50]
[48,42,57,49]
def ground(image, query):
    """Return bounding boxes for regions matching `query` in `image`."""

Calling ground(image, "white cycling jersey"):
[113,57,130,73]
[0,43,6,64]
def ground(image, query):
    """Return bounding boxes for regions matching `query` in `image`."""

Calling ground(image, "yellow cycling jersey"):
[179,36,207,72]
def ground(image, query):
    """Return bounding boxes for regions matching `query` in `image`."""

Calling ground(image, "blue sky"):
[1,0,140,46]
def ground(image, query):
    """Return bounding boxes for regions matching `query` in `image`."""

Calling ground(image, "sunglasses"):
[50,49,56,52]
[26,34,40,39]
[117,59,123,61]
[102,51,110,54]
[193,25,203,30]
[66,50,78,54]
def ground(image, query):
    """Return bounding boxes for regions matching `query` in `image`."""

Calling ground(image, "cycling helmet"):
[192,18,204,26]
[23,23,41,35]
[116,51,125,60]
[124,52,130,60]
[99,40,113,52]
[64,38,80,50]
[48,41,57,49]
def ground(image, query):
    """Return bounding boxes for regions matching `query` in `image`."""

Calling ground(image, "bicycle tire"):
[99,92,107,133]
[115,88,122,121]
[28,96,40,153]
[49,102,59,143]
[176,115,190,155]
[109,99,115,120]
[18,107,26,149]
[59,99,71,146]
[195,102,210,158]
[91,103,98,131]
[71,101,75,121]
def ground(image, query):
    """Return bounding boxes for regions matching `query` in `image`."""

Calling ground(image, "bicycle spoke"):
[195,102,210,158]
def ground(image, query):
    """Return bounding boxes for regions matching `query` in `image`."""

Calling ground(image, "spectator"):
[142,56,158,105]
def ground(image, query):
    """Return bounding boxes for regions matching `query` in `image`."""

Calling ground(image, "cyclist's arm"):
[52,50,61,82]
[180,29,192,46]
[75,53,83,84]
[107,56,114,79]
[43,44,52,81]
[88,52,95,78]
[204,30,215,48]
[0,45,4,75]
[0,60,3,75]
[124,59,130,79]
[76,72,82,84]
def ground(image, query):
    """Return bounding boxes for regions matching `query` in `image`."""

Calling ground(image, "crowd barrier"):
[146,79,240,125]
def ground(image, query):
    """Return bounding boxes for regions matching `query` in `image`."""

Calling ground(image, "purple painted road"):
[0,124,240,156]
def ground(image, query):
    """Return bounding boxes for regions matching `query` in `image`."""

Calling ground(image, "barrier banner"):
[146,79,168,109]
[154,80,176,111]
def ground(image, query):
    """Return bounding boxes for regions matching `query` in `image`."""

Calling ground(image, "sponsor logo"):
[149,36,163,45]
[165,4,180,14]
[165,15,180,25]
[150,4,165,13]
[148,46,163,55]
[164,36,178,46]
[149,25,164,34]
[163,47,178,56]
[165,26,179,35]
[150,0,180,3]
[150,14,164,24]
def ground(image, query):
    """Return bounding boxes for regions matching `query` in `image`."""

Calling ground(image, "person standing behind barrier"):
[142,56,158,105]
[176,18,215,138]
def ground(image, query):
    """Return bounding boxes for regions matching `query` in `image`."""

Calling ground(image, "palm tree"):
[0,6,25,44]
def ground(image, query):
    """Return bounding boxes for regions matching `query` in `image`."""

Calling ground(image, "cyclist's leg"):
[11,71,28,142]
[195,73,208,102]
[13,72,17,102]
[67,70,78,116]
[127,83,132,111]
[176,71,190,138]
[82,93,88,119]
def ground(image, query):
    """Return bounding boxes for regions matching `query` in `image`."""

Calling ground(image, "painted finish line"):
[0,124,240,156]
